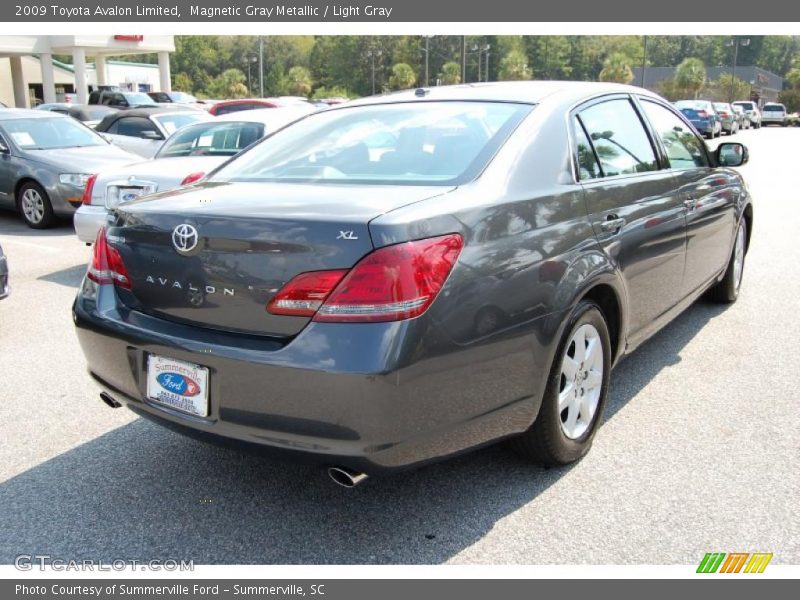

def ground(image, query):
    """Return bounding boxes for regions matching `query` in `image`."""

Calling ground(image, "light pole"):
[258,36,264,98]
[366,49,382,95]
[245,53,258,95]
[422,35,433,87]
[470,43,490,82]
[641,35,648,87]
[727,36,750,102]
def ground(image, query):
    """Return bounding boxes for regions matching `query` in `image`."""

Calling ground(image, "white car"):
[94,107,211,158]
[760,102,787,126]
[732,101,761,129]
[74,107,314,243]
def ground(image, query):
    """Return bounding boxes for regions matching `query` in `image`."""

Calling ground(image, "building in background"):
[633,65,783,105]
[0,35,174,108]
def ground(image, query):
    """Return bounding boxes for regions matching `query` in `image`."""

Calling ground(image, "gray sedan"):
[74,82,752,485]
[0,110,139,228]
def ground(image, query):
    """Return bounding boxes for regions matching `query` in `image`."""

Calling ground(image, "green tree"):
[264,63,287,96]
[778,89,800,113]
[499,50,531,81]
[675,57,707,99]
[286,66,313,96]
[705,73,751,103]
[173,72,193,93]
[598,52,634,84]
[207,68,248,99]
[439,61,462,85]
[786,68,800,89]
[388,63,416,90]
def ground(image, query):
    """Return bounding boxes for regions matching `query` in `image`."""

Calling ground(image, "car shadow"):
[36,264,87,288]
[0,212,76,237]
[0,300,727,565]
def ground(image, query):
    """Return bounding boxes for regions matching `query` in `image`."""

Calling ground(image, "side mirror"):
[715,142,748,167]
[0,141,8,154]
[141,130,162,141]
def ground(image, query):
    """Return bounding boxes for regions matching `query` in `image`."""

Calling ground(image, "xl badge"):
[172,224,199,254]
[337,230,358,240]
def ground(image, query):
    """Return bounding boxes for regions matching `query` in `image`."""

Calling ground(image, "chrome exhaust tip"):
[327,466,369,488]
[100,392,122,409]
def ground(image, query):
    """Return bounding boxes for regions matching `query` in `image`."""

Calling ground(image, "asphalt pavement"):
[0,127,797,565]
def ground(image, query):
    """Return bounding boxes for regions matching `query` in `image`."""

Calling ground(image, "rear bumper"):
[761,116,785,124]
[74,205,108,243]
[73,283,549,473]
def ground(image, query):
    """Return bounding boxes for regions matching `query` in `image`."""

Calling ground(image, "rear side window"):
[576,99,658,178]
[640,101,709,170]
[115,117,159,138]
[573,117,602,180]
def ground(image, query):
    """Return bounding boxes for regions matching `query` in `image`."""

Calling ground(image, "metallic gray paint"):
[73,82,752,472]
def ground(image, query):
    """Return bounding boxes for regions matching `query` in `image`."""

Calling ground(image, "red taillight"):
[320,233,463,322]
[81,174,98,205]
[697,110,708,118]
[87,227,131,289]
[181,172,205,186]
[267,270,348,317]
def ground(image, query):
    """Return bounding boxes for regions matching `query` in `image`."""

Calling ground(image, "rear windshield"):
[734,102,755,110]
[152,112,208,136]
[713,104,730,111]
[763,104,785,111]
[124,93,155,105]
[157,121,265,158]
[211,101,533,186]
[680,108,703,118]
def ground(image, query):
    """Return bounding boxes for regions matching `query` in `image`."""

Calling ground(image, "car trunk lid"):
[108,180,453,337]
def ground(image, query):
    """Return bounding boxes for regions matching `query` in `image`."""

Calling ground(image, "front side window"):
[577,99,658,177]
[212,101,533,186]
[1,117,106,150]
[640,101,709,170]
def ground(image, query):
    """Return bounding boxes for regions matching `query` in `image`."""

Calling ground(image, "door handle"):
[683,197,697,211]
[600,216,626,233]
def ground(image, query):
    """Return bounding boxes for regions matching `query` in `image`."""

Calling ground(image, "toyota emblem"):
[172,224,199,254]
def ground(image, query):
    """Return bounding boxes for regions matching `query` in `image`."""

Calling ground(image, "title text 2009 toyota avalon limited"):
[73,82,752,486]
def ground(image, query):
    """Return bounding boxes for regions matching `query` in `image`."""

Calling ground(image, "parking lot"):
[0,126,798,565]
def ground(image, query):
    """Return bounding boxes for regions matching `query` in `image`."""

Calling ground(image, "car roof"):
[0,108,69,121]
[344,81,665,109]
[214,106,315,124]
[101,106,187,119]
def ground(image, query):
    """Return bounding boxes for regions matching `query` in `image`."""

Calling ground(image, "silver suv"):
[732,101,762,129]
[761,102,787,126]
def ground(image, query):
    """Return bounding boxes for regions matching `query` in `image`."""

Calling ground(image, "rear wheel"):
[709,219,747,304]
[17,181,56,229]
[511,301,611,465]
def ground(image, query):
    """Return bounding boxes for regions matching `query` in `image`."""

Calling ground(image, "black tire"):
[17,181,56,229]
[708,219,747,304]
[511,301,612,466]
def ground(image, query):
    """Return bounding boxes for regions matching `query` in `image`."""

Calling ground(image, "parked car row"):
[74,106,315,242]
[674,98,793,138]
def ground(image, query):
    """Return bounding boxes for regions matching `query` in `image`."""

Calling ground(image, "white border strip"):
[1,565,798,579]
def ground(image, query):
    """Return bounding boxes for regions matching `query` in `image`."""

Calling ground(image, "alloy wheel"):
[21,188,45,225]
[558,323,604,440]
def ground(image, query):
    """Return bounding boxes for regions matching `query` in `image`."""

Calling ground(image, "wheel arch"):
[14,177,44,209]
[742,202,753,254]
[578,282,625,365]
